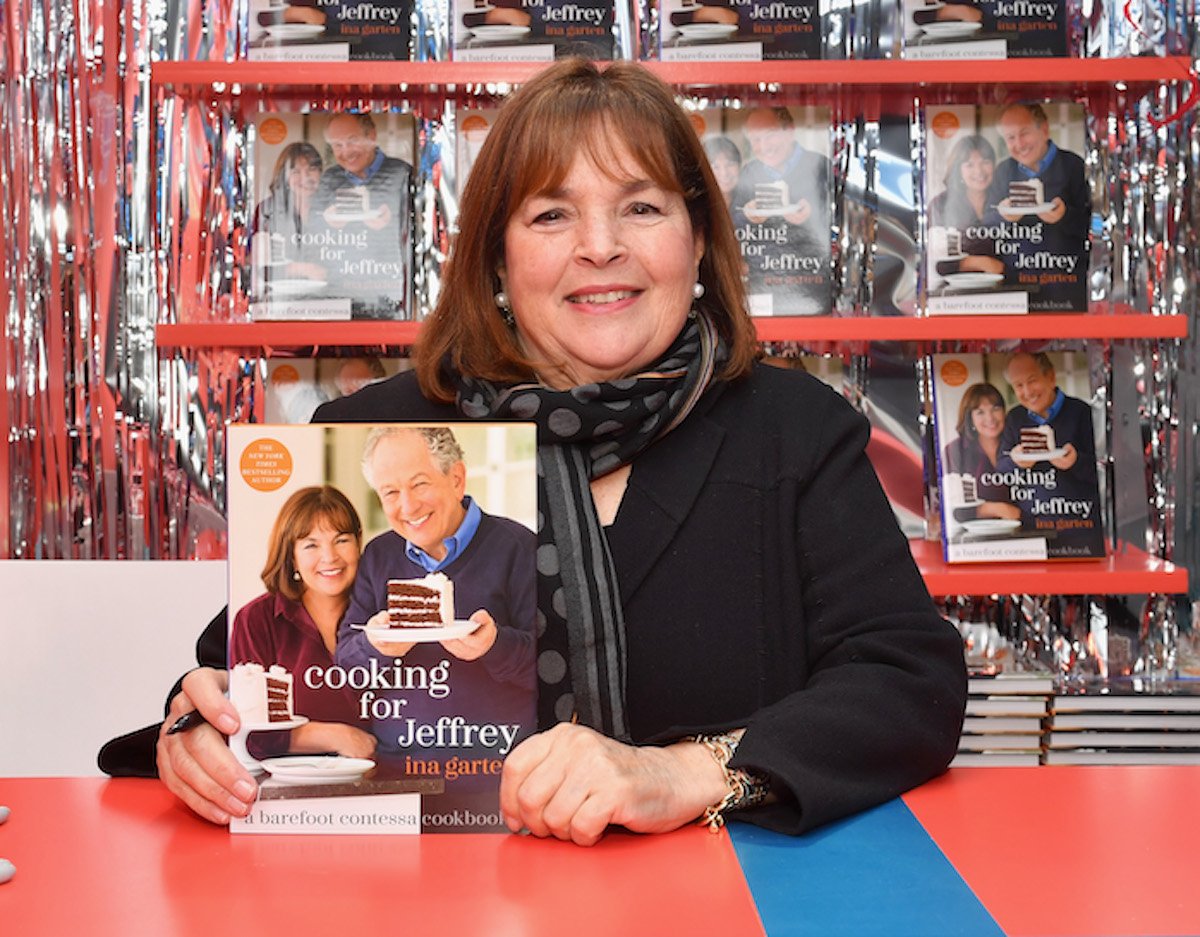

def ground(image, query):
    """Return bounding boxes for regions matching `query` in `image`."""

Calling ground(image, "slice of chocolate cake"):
[386,573,455,628]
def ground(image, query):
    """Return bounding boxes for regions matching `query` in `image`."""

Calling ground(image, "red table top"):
[4,768,1199,936]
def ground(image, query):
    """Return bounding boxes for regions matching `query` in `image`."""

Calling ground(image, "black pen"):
[165,710,209,735]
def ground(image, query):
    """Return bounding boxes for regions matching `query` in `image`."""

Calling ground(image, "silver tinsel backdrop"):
[1,0,1198,676]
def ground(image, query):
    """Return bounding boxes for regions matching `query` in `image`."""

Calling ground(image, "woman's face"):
[970,399,1005,441]
[292,519,359,599]
[500,141,704,389]
[710,153,740,196]
[958,150,994,193]
[286,157,322,197]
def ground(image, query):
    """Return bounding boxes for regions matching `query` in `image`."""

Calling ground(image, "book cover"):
[264,356,413,424]
[1051,686,1200,713]
[924,102,1090,314]
[931,350,1105,562]
[1043,749,1200,765]
[961,715,1045,733]
[694,105,832,316]
[1051,713,1200,730]
[247,0,414,60]
[226,422,537,833]
[951,750,1042,766]
[1045,730,1200,749]
[902,0,1066,60]
[659,0,823,61]
[967,672,1055,695]
[451,0,615,62]
[250,111,416,321]
[966,696,1049,716]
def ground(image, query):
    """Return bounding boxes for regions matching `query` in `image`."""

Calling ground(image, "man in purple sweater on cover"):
[334,426,536,776]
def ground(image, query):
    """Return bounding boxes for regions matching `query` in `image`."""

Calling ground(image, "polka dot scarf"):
[455,312,727,739]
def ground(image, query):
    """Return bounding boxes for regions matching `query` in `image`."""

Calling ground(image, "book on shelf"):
[247,0,414,60]
[1051,690,1200,714]
[1045,731,1200,750]
[451,0,616,62]
[226,422,537,833]
[930,350,1105,563]
[951,750,1042,767]
[250,111,416,321]
[693,105,832,316]
[1050,712,1200,731]
[902,0,1067,60]
[264,356,412,425]
[659,0,822,61]
[957,734,1043,751]
[923,101,1089,315]
[1043,749,1200,766]
[961,715,1045,734]
[968,672,1055,695]
[966,695,1050,716]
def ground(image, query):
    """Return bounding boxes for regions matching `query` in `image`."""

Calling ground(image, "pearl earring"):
[495,291,515,327]
[494,290,510,309]
[692,281,705,299]
[292,570,301,581]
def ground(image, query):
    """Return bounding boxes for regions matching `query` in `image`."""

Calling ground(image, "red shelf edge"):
[156,312,1187,350]
[911,539,1188,596]
[149,56,1195,92]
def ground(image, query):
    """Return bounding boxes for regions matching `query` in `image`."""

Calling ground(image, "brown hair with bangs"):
[415,58,758,403]
[261,485,363,602]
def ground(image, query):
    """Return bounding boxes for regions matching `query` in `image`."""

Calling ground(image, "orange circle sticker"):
[239,438,293,492]
[930,111,961,140]
[271,364,301,385]
[460,114,490,136]
[259,118,288,146]
[688,112,706,137]
[940,359,969,387]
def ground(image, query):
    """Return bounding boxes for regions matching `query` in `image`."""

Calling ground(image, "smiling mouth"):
[567,289,638,305]
[403,513,432,528]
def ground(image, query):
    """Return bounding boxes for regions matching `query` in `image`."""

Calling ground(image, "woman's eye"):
[630,202,661,216]
[533,209,564,224]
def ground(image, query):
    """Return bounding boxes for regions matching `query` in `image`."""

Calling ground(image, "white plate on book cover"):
[748,202,804,218]
[239,716,309,733]
[469,24,532,41]
[1011,444,1069,463]
[260,756,375,785]
[960,518,1022,535]
[357,618,479,642]
[263,23,326,40]
[919,21,982,37]
[326,206,385,224]
[267,277,328,295]
[915,1,946,9]
[677,23,739,40]
[942,272,1005,289]
[997,198,1056,216]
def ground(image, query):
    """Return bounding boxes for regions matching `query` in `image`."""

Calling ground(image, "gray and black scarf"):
[454,312,728,738]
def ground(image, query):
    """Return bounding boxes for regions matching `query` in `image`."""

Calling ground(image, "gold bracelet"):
[689,733,770,833]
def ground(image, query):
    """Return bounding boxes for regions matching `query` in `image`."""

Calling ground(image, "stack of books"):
[1044,685,1200,765]
[952,672,1053,767]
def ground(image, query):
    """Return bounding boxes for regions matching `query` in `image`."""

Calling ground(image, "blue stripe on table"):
[729,799,1004,937]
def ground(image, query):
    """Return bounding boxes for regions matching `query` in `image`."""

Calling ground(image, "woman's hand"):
[289,721,377,759]
[441,609,498,661]
[498,723,730,847]
[156,668,257,824]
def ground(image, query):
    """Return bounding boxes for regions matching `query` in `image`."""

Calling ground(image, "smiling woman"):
[152,59,966,843]
[227,485,377,762]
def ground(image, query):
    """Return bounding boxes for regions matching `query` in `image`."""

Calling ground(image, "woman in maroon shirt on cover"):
[230,485,376,759]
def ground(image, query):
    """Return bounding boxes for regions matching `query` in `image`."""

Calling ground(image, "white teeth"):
[568,290,635,304]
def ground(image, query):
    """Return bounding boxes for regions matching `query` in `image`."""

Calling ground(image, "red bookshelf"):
[156,311,1187,351]
[912,539,1187,596]
[150,57,1195,95]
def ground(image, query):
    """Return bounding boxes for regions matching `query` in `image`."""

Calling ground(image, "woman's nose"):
[574,213,624,264]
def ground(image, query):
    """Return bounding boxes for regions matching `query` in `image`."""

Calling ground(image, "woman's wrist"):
[687,732,771,832]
